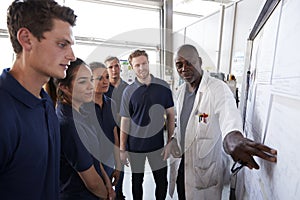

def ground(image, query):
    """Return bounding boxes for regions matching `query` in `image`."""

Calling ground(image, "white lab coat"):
[169,71,243,200]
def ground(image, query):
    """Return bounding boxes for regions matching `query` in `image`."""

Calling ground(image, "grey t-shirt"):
[180,85,198,151]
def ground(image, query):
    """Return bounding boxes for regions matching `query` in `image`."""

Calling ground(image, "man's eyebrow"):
[58,38,74,45]
[64,39,74,45]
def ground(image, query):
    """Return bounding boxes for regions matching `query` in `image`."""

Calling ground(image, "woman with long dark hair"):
[48,58,115,200]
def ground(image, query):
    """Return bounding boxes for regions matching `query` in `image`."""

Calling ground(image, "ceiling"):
[173,0,237,17]
[90,0,237,17]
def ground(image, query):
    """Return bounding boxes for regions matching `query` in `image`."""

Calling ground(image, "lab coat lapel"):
[175,83,186,147]
[184,72,208,151]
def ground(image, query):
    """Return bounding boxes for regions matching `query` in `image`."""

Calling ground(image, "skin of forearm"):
[166,108,175,143]
[113,127,122,170]
[78,168,108,198]
[114,146,122,170]
[120,117,130,151]
[100,163,112,186]
[87,182,108,198]
[120,131,128,151]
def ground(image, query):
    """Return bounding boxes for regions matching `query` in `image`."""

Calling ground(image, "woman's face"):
[92,68,110,94]
[69,64,94,107]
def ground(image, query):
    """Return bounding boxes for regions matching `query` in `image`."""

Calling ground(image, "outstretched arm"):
[120,117,130,166]
[223,131,277,169]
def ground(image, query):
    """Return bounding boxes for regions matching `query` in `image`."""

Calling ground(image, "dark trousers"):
[129,151,168,200]
[177,155,186,200]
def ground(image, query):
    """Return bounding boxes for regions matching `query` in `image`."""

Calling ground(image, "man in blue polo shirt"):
[0,1,77,199]
[119,50,175,200]
[104,56,129,200]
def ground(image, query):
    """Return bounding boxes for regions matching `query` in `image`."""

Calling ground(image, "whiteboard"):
[243,0,281,144]
[243,0,300,199]
[272,0,300,98]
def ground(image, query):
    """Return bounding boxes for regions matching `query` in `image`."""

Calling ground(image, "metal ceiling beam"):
[114,0,163,7]
[75,36,159,50]
[173,11,203,18]
[76,0,162,11]
[0,29,8,38]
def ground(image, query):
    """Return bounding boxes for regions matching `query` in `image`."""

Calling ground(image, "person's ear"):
[17,28,33,51]
[198,57,202,67]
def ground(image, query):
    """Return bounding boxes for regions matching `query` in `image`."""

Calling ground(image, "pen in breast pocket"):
[198,113,208,123]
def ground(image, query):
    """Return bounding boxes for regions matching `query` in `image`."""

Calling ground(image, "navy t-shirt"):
[0,68,60,200]
[83,96,117,167]
[105,79,128,132]
[120,75,174,152]
[56,102,103,200]
[105,79,128,115]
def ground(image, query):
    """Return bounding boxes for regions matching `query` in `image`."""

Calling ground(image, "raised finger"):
[247,143,277,162]
[248,141,277,155]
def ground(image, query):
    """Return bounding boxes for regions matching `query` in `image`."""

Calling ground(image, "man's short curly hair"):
[128,50,149,66]
[7,0,77,54]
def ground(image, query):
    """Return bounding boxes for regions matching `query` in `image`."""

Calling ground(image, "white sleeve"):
[213,81,243,139]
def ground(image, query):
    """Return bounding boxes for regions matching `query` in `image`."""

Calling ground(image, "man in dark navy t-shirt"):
[104,56,128,200]
[119,50,175,200]
[0,1,77,199]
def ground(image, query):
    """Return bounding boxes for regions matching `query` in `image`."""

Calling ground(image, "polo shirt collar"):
[120,79,127,86]
[134,74,157,86]
[0,68,48,108]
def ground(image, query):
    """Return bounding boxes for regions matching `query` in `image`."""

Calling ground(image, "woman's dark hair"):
[44,77,58,106]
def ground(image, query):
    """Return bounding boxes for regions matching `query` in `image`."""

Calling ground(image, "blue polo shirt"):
[83,95,117,169]
[105,79,128,132]
[0,68,60,200]
[56,102,102,200]
[120,75,174,152]
[105,79,128,114]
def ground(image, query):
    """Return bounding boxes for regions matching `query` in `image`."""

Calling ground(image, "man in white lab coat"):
[165,44,277,200]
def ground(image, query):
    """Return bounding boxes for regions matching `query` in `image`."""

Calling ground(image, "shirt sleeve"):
[165,87,175,109]
[60,120,94,172]
[110,98,118,128]
[119,87,131,118]
[213,81,243,139]
[0,98,17,173]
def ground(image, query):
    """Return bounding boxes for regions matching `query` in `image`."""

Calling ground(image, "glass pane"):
[173,14,200,32]
[65,0,160,44]
[0,0,161,74]
[0,37,14,71]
